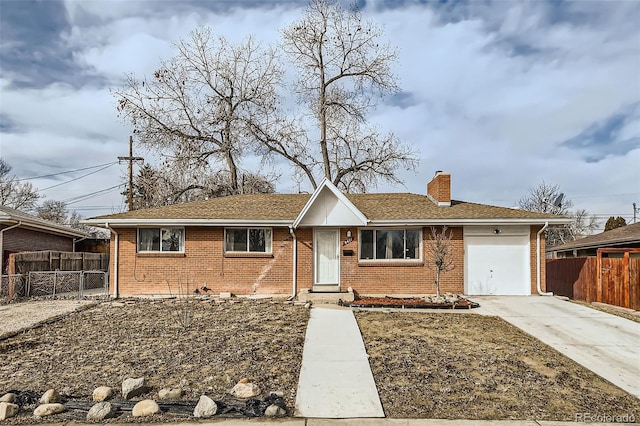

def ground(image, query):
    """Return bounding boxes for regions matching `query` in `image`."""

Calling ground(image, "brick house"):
[0,206,88,273]
[85,172,569,298]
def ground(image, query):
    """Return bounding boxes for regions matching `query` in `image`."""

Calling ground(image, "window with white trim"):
[225,228,272,253]
[138,228,184,252]
[359,229,421,260]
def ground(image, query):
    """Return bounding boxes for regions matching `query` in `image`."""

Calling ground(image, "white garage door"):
[464,226,531,295]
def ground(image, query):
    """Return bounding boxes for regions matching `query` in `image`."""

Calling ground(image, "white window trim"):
[224,227,273,254]
[358,227,423,262]
[137,227,185,253]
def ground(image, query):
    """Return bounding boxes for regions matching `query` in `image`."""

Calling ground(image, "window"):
[225,228,272,253]
[138,228,184,252]
[359,229,420,260]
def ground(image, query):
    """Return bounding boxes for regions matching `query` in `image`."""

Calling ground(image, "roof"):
[85,191,569,227]
[0,206,88,238]
[549,222,640,252]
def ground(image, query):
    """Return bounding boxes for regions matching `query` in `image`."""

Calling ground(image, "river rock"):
[0,402,19,421]
[230,382,261,398]
[92,386,114,402]
[34,403,65,417]
[0,393,16,403]
[193,395,217,418]
[39,389,61,404]
[86,402,117,421]
[158,388,182,400]
[264,404,286,417]
[122,377,150,399]
[132,399,160,417]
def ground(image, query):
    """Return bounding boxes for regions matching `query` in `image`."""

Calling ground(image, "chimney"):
[427,171,451,207]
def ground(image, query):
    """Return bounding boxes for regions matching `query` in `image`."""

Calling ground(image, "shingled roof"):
[549,222,640,252]
[0,206,87,237]
[87,192,565,225]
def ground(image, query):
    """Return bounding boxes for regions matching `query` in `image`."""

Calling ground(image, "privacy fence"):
[546,249,640,310]
[9,251,109,274]
[1,251,109,300]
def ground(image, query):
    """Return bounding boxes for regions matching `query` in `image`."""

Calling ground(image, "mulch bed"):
[341,296,479,309]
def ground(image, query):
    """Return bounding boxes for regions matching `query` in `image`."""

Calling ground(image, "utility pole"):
[634,202,639,224]
[118,136,144,211]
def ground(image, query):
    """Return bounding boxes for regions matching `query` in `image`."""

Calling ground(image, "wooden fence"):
[546,252,640,310]
[8,251,109,274]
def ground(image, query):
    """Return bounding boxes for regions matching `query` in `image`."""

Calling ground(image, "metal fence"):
[1,271,108,300]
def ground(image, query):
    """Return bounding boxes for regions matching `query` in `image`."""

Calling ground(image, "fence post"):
[79,272,84,299]
[53,271,57,296]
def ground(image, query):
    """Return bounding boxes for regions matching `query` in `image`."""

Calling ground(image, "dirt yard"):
[355,310,640,421]
[0,299,97,338]
[1,298,639,423]
[0,297,308,423]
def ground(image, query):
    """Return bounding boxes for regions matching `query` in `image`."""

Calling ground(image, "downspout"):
[0,221,22,275]
[537,222,553,296]
[288,226,297,299]
[105,223,119,299]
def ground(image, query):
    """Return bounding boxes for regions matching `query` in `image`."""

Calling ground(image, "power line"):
[63,184,126,205]
[13,162,119,182]
[40,163,117,191]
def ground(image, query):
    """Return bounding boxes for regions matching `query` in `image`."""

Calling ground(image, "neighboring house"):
[548,222,640,258]
[0,206,88,274]
[85,172,569,298]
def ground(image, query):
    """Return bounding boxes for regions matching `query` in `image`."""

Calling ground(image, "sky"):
[0,0,639,230]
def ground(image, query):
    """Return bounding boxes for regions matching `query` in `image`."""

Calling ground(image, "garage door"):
[464,226,531,295]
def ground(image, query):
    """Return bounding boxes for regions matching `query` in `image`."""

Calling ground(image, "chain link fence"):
[1,271,108,300]
[0,274,26,300]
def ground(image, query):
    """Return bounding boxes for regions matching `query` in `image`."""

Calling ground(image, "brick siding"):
[109,225,542,297]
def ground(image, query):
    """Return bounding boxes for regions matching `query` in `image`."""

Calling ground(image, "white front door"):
[314,229,340,286]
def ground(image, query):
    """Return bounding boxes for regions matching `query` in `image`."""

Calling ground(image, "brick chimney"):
[427,171,451,207]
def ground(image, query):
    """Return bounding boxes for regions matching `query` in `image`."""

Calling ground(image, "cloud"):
[0,0,638,225]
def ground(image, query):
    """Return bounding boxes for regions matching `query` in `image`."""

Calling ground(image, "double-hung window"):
[138,228,184,252]
[225,228,272,253]
[359,229,421,260]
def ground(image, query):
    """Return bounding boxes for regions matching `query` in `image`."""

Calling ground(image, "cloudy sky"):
[1,0,639,229]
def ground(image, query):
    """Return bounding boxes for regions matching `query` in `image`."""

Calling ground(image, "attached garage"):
[464,226,531,295]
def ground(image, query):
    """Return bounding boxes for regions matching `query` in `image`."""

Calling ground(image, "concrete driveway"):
[474,296,640,399]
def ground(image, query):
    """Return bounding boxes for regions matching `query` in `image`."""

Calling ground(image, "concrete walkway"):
[474,296,640,399]
[294,306,384,418]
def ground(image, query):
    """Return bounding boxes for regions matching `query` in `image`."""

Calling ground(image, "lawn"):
[355,310,640,420]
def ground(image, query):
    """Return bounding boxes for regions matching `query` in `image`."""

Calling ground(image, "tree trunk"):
[435,269,441,298]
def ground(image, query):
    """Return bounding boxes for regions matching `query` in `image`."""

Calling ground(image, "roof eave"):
[1,218,87,238]
[549,237,640,252]
[82,218,294,228]
[368,218,572,226]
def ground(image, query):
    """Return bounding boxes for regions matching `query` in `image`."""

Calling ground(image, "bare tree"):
[0,158,41,211]
[279,0,418,191]
[36,200,68,223]
[113,27,281,195]
[35,199,104,236]
[426,226,455,298]
[127,161,275,209]
[518,182,599,246]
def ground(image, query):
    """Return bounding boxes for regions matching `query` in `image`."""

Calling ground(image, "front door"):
[314,229,340,288]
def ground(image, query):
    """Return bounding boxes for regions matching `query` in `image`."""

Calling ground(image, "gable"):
[294,179,368,228]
